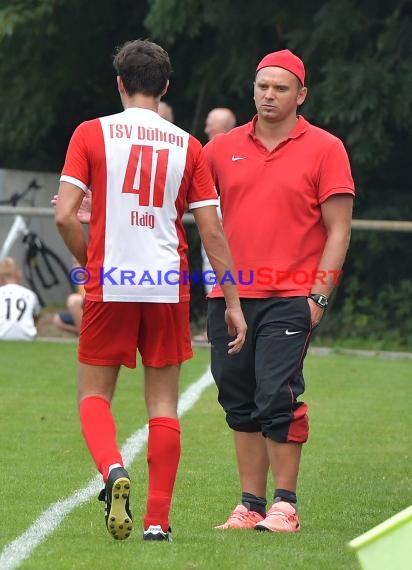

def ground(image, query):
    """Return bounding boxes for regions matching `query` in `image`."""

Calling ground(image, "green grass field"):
[0,342,410,569]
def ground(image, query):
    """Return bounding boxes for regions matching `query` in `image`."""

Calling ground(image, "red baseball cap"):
[256,49,305,85]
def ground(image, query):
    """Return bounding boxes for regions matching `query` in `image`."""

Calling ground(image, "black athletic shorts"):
[208,297,312,443]
[59,311,75,326]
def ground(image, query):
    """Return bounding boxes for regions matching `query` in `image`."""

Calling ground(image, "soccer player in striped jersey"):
[55,39,246,542]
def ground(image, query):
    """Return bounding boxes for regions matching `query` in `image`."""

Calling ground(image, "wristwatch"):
[309,293,328,309]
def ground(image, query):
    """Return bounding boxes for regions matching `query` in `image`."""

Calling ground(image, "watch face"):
[311,294,328,307]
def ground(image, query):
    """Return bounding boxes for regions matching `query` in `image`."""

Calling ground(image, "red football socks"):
[79,396,123,481]
[144,417,181,531]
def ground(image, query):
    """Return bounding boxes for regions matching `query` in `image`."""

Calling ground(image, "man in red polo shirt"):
[204,49,355,532]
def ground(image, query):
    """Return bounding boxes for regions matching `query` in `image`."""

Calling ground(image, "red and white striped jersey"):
[61,107,218,302]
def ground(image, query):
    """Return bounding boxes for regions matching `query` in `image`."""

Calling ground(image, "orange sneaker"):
[255,501,300,533]
[215,504,265,529]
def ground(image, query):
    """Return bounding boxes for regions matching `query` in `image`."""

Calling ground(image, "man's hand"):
[225,305,247,354]
[51,190,92,224]
[307,298,325,328]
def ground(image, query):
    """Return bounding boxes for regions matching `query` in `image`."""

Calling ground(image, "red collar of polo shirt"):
[247,115,309,141]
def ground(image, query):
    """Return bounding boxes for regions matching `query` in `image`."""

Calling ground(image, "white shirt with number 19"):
[0,283,40,341]
[61,107,218,303]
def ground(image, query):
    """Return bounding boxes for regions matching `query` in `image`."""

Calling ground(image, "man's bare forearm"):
[55,215,88,267]
[201,230,241,307]
[310,230,351,296]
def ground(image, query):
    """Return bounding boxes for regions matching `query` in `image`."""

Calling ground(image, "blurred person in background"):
[204,107,236,140]
[192,107,237,344]
[0,257,40,341]
[53,256,85,336]
[158,100,174,123]
[53,291,84,336]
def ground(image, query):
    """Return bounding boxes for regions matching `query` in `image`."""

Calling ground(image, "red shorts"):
[78,300,193,368]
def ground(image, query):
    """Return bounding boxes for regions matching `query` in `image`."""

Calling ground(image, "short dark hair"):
[113,39,172,97]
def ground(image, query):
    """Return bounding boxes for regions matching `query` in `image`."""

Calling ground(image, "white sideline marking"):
[0,368,213,570]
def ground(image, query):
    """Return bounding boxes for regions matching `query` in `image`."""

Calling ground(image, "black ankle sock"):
[241,492,267,517]
[273,488,297,505]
